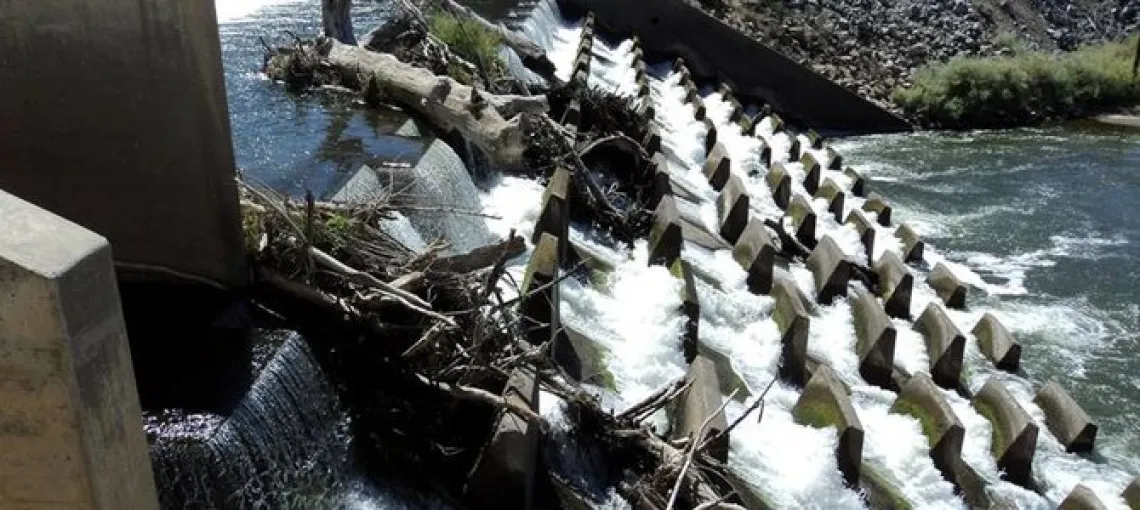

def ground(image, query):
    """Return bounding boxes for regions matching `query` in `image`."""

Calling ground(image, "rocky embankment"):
[690,0,1140,112]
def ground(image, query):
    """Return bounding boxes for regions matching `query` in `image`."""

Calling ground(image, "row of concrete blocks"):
[572,16,657,139]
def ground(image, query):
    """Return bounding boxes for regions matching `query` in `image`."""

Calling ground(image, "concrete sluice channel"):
[481,0,1140,508]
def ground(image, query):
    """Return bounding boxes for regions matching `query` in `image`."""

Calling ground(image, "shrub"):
[893,36,1140,128]
[427,12,505,81]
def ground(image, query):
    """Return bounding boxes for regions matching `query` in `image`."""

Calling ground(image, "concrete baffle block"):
[733,218,778,295]
[927,262,967,309]
[824,147,844,170]
[0,190,158,509]
[673,355,730,462]
[703,142,732,191]
[914,302,966,389]
[1059,484,1107,510]
[704,119,719,154]
[1034,381,1097,453]
[787,194,819,248]
[572,51,591,77]
[845,208,876,265]
[764,114,786,134]
[577,35,593,54]
[717,174,751,244]
[1122,477,1140,509]
[0,0,246,287]
[636,100,655,123]
[890,373,965,483]
[756,140,773,168]
[800,152,822,195]
[561,99,582,128]
[465,368,541,510]
[895,223,925,263]
[806,236,851,305]
[863,193,893,226]
[643,125,663,156]
[815,178,847,223]
[873,250,913,319]
[806,130,825,150]
[788,137,803,161]
[844,167,867,197]
[649,195,683,267]
[520,233,561,345]
[971,313,1021,372]
[766,162,792,210]
[670,258,701,362]
[532,165,571,261]
[649,152,672,208]
[973,378,1038,488]
[851,289,897,389]
[792,364,864,487]
[772,277,811,385]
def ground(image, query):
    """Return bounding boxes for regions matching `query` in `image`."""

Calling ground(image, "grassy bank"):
[893,36,1140,128]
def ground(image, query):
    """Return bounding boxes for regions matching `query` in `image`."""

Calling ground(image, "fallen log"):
[318,38,547,169]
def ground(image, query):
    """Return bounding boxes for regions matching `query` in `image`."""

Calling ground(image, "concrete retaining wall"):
[0,0,245,288]
[0,189,158,509]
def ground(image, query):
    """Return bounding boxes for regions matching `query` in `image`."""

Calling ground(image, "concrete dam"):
[1,0,1137,508]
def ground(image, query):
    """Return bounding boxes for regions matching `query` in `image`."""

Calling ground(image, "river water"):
[215,0,1140,507]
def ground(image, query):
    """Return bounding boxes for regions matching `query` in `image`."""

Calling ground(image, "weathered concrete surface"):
[671,259,701,362]
[787,194,819,248]
[703,142,732,190]
[801,152,822,194]
[704,119,719,154]
[649,152,673,208]
[0,0,245,288]
[772,277,811,385]
[845,208,875,264]
[860,463,912,510]
[806,236,850,305]
[0,190,158,509]
[895,223,925,263]
[851,289,896,389]
[890,373,964,484]
[928,262,968,309]
[914,303,966,389]
[717,174,751,244]
[673,355,730,462]
[873,250,913,319]
[792,364,863,487]
[534,165,572,262]
[1059,484,1107,510]
[649,195,683,267]
[733,218,778,295]
[844,167,867,197]
[1122,477,1140,509]
[765,162,793,210]
[521,233,561,345]
[466,368,541,510]
[863,193,893,227]
[815,178,846,222]
[971,313,1021,372]
[1034,381,1097,453]
[973,378,1038,488]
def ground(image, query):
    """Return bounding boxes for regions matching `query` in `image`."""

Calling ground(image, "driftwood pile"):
[249,1,760,508]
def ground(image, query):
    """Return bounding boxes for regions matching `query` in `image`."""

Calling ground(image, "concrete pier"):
[0,190,158,509]
[0,0,245,288]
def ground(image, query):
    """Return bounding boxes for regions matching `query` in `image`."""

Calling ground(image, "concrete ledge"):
[971,313,1021,372]
[466,368,540,509]
[0,189,158,508]
[703,142,732,190]
[671,259,701,362]
[1034,381,1097,453]
[649,195,683,267]
[895,223,925,263]
[717,174,751,244]
[1059,484,1106,510]
[862,192,893,226]
[673,355,730,462]
[792,364,863,487]
[973,378,1038,488]
[845,208,875,264]
[806,236,851,305]
[1122,477,1140,509]
[533,165,571,260]
[913,302,966,389]
[851,289,897,389]
[815,178,846,223]
[521,233,562,345]
[733,218,778,295]
[873,250,913,319]
[773,277,811,385]
[844,167,867,197]
[801,152,822,194]
[787,194,818,248]
[765,162,792,210]
[927,262,967,309]
[890,373,964,483]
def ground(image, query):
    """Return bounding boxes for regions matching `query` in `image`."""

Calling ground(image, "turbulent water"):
[214,0,1140,507]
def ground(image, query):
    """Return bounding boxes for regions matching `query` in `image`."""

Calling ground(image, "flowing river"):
[214,0,1140,507]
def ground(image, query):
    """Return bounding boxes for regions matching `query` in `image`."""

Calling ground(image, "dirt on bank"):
[687,0,1140,113]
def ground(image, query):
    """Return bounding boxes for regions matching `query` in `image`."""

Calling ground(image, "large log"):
[322,39,545,169]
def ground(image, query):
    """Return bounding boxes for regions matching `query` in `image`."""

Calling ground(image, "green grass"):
[893,36,1140,128]
[427,12,505,83]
